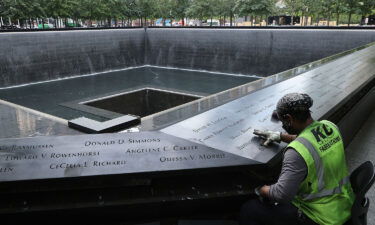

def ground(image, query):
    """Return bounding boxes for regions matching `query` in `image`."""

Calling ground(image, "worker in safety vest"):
[240,93,354,225]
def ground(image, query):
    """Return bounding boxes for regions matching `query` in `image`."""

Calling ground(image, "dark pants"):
[239,199,319,225]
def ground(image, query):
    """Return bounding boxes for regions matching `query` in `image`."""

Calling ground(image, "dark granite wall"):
[145,29,375,76]
[1,28,374,88]
[0,29,145,88]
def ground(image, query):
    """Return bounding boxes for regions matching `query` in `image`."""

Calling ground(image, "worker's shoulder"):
[319,119,337,127]
[284,146,306,161]
[283,147,307,169]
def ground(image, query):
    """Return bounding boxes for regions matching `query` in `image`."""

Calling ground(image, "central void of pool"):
[0,66,257,121]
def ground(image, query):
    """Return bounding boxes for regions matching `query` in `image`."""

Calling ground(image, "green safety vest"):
[288,120,354,225]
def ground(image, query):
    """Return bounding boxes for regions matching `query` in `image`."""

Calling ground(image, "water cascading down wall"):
[1,28,375,88]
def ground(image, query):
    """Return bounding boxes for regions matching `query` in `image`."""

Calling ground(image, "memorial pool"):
[0,66,257,121]
[0,28,374,223]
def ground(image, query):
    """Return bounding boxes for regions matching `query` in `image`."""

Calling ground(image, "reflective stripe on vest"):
[295,136,348,201]
[296,137,325,192]
[301,176,350,200]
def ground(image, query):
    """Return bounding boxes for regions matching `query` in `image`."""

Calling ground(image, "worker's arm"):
[253,130,297,146]
[280,133,297,143]
[258,148,307,203]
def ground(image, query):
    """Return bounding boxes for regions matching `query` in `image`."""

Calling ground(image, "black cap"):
[276,93,313,117]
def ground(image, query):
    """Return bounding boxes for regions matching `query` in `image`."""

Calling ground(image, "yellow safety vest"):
[289,120,354,225]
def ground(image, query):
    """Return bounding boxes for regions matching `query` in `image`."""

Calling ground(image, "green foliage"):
[2,0,45,20]
[186,0,217,20]
[217,0,236,18]
[357,0,375,16]
[234,0,276,16]
[172,0,189,20]
[154,0,174,20]
[44,0,78,19]
[0,0,5,17]
[1,0,374,26]
[80,0,107,20]
[134,0,156,19]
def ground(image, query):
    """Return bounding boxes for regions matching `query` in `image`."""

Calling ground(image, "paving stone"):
[346,109,375,224]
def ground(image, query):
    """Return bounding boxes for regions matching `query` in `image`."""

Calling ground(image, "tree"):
[0,0,5,19]
[308,0,323,25]
[154,0,174,26]
[234,0,275,25]
[318,0,336,26]
[69,0,85,27]
[217,0,236,26]
[44,0,78,28]
[357,0,375,24]
[344,0,361,26]
[134,0,156,26]
[116,0,139,26]
[283,0,304,25]
[2,0,28,25]
[80,0,107,26]
[333,0,346,26]
[186,0,216,24]
[103,0,126,26]
[170,0,189,25]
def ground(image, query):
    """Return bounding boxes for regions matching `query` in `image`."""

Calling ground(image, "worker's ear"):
[283,114,293,124]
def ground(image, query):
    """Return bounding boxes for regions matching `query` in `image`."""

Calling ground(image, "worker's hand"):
[253,129,281,146]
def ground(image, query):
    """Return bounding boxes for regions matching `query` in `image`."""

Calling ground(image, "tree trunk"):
[42,18,45,29]
[348,12,352,26]
[327,14,331,26]
[360,15,365,25]
[291,15,294,25]
[230,15,233,26]
[210,16,213,26]
[336,13,340,26]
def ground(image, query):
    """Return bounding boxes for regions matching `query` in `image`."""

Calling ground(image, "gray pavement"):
[346,109,375,225]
